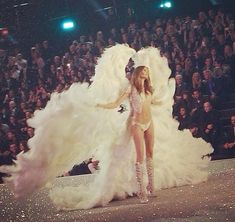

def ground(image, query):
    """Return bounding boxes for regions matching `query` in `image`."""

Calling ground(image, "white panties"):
[131,119,152,131]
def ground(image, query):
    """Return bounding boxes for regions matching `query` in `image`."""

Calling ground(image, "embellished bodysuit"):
[128,86,152,131]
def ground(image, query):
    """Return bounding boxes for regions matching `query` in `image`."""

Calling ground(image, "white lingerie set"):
[128,86,152,131]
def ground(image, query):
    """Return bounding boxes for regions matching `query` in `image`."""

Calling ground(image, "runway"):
[0,158,234,222]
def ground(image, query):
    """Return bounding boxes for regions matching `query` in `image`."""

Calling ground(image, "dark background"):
[0,0,234,53]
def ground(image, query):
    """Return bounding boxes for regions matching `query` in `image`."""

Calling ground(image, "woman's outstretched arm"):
[97,87,131,109]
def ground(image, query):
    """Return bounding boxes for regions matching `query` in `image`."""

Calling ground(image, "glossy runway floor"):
[0,158,234,222]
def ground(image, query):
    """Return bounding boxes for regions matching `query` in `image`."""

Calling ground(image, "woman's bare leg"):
[132,125,145,163]
[131,125,148,203]
[144,121,154,158]
[144,122,156,196]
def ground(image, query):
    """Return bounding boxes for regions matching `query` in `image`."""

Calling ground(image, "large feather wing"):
[0,44,135,197]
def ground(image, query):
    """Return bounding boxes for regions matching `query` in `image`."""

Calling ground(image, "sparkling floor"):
[0,159,234,222]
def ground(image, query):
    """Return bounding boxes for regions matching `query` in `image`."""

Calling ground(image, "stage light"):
[164,2,172,8]
[63,21,74,29]
[61,20,75,31]
[159,1,173,9]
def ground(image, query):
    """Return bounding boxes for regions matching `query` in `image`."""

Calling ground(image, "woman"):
[97,66,158,203]
[191,72,202,92]
[19,140,29,153]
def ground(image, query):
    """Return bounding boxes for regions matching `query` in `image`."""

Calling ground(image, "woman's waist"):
[131,113,152,124]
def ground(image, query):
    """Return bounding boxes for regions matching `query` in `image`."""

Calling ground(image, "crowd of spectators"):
[0,8,235,179]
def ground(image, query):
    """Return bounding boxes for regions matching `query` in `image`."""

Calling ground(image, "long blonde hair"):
[192,72,202,89]
[131,66,153,94]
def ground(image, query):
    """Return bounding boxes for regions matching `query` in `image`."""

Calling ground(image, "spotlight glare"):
[164,2,172,8]
[63,21,74,29]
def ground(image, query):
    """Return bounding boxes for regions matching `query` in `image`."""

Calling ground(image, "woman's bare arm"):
[97,87,131,109]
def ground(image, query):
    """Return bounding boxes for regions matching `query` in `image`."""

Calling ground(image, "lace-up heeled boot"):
[146,157,157,197]
[135,162,148,203]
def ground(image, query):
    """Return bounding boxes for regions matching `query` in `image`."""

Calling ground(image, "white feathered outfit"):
[0,45,213,210]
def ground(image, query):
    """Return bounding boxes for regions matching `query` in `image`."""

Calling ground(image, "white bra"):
[129,86,148,114]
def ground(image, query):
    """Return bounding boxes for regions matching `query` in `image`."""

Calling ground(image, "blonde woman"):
[191,72,202,91]
[97,66,157,203]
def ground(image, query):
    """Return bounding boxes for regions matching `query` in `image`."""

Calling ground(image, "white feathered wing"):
[0,45,136,205]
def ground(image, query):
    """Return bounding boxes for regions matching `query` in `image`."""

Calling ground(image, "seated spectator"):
[8,142,18,162]
[173,91,193,117]
[201,69,217,104]
[8,115,20,132]
[221,115,235,157]
[19,140,29,153]
[5,131,18,148]
[25,127,34,140]
[193,48,204,72]
[189,123,202,138]
[184,57,194,84]
[199,101,221,152]
[190,89,204,122]
[174,74,189,101]
[177,107,192,130]
[212,59,230,101]
[223,44,235,77]
[203,57,213,72]
[174,63,186,78]
[17,102,27,118]
[210,47,218,66]
[190,72,202,92]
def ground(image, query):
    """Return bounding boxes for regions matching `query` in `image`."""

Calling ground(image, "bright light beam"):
[164,2,172,8]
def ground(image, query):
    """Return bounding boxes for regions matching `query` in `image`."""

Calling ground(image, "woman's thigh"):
[131,125,145,161]
[144,122,154,158]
